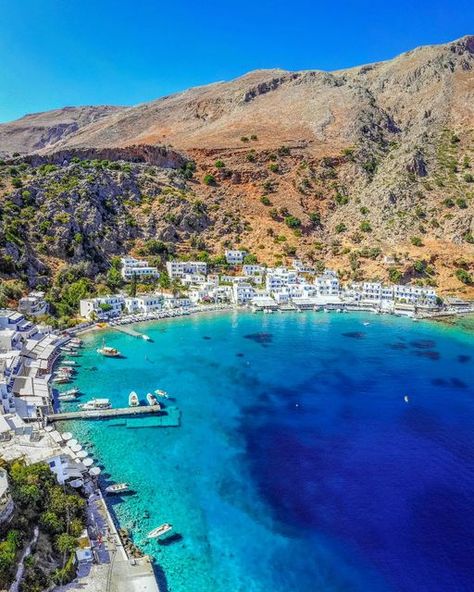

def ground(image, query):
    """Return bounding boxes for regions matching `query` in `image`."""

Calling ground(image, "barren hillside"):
[0,36,473,300]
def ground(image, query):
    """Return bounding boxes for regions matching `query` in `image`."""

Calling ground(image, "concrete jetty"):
[112,325,151,340]
[45,405,178,423]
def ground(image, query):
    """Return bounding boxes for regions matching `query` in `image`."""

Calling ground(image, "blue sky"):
[0,0,471,122]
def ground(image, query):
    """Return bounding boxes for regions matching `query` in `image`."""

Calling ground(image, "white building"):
[242,264,265,276]
[393,285,437,305]
[232,283,256,305]
[166,261,208,279]
[162,295,193,309]
[314,270,340,296]
[124,295,163,314]
[120,257,159,281]
[266,268,298,292]
[225,250,247,265]
[18,291,48,317]
[79,296,124,320]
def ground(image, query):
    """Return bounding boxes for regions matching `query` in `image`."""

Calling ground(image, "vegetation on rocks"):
[0,459,86,591]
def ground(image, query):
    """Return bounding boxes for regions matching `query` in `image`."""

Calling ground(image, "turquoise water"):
[59,312,474,592]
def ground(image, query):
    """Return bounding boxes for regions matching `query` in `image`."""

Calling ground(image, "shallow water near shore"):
[61,311,474,592]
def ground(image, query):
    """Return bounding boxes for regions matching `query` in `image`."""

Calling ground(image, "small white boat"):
[105,482,130,494]
[146,393,160,407]
[61,360,77,366]
[58,393,77,402]
[154,389,169,399]
[404,395,409,403]
[129,391,139,407]
[53,376,71,384]
[80,398,112,411]
[62,388,81,396]
[147,523,173,539]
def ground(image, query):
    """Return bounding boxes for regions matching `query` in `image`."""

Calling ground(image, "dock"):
[112,325,151,340]
[46,405,175,423]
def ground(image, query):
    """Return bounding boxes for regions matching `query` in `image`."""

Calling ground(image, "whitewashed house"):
[166,261,208,279]
[225,250,247,265]
[120,257,159,281]
[18,291,48,317]
[242,264,265,276]
[232,283,256,305]
[79,296,124,319]
[124,295,162,314]
[314,270,340,296]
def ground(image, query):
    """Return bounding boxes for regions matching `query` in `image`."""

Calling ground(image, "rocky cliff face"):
[0,106,124,157]
[0,36,473,297]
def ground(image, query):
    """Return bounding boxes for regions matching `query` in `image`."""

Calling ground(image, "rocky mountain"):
[0,106,124,157]
[0,36,473,304]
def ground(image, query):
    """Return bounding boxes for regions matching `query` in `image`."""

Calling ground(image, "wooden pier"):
[46,405,175,423]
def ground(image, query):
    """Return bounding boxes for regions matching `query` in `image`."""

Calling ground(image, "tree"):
[106,266,122,291]
[389,268,403,283]
[129,273,137,297]
[243,254,258,265]
[55,533,77,554]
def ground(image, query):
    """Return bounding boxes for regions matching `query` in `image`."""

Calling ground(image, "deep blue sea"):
[58,312,474,592]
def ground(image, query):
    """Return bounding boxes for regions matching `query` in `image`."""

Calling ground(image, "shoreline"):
[73,302,474,339]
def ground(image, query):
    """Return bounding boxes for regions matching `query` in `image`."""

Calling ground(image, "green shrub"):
[278,146,290,156]
[269,163,279,173]
[260,196,271,206]
[456,198,467,209]
[335,193,349,205]
[240,136,249,143]
[284,215,301,229]
[11,177,22,188]
[463,173,473,183]
[215,160,225,168]
[389,268,403,283]
[309,212,321,226]
[443,198,455,208]
[455,268,472,285]
[203,174,215,186]
[250,134,258,141]
[360,206,369,215]
[246,152,256,162]
[335,223,347,233]
[411,236,423,247]
[360,220,372,232]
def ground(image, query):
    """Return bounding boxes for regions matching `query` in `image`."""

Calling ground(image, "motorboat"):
[154,389,169,399]
[58,393,77,402]
[146,393,160,407]
[147,523,173,539]
[79,398,112,411]
[61,360,77,366]
[97,341,122,357]
[62,388,81,396]
[53,375,71,384]
[105,482,130,494]
[129,391,139,407]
